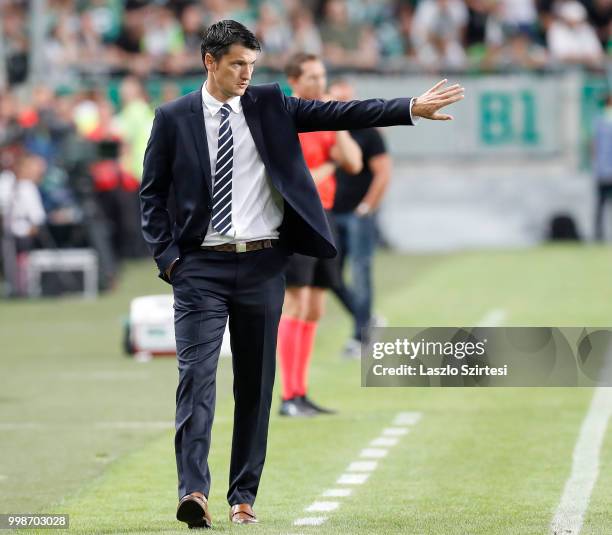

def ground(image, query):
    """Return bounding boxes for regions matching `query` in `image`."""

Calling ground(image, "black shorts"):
[285,252,340,289]
[285,211,340,289]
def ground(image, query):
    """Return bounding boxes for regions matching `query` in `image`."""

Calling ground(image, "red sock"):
[277,316,302,401]
[294,320,317,397]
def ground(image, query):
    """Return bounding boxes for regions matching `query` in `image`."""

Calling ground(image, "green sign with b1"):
[480,90,540,146]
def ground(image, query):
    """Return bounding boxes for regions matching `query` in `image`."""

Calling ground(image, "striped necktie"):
[211,103,233,235]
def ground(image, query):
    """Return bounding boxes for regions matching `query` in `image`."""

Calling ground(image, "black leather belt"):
[200,239,278,253]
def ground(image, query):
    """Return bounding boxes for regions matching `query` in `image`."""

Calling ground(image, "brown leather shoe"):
[176,492,212,529]
[229,503,258,524]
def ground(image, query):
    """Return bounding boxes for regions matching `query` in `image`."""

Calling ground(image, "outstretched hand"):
[412,79,465,121]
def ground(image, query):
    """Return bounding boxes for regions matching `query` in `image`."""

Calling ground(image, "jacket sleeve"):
[139,107,179,283]
[279,84,415,133]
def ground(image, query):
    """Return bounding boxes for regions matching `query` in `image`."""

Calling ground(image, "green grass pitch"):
[1,245,611,534]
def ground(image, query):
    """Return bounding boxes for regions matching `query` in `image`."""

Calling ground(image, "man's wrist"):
[409,97,421,124]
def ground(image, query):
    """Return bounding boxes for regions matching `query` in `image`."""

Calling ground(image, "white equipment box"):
[124,294,232,359]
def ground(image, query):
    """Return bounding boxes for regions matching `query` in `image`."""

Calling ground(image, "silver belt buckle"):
[235,241,247,253]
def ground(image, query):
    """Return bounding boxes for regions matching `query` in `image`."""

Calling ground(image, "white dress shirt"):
[200,81,284,246]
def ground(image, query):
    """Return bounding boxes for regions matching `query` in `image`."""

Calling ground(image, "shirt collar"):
[201,80,242,116]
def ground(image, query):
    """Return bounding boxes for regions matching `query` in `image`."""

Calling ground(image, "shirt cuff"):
[409,97,420,125]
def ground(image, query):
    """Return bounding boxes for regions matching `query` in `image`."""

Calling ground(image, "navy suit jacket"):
[140,82,414,284]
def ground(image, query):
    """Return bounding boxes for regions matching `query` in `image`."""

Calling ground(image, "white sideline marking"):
[360,448,388,458]
[347,461,378,472]
[550,387,612,534]
[477,308,506,327]
[293,411,422,528]
[393,412,422,426]
[293,517,327,526]
[337,473,370,485]
[322,489,352,497]
[383,427,408,436]
[371,436,398,447]
[305,502,339,513]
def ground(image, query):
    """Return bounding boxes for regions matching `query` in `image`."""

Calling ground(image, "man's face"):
[205,44,258,98]
[289,59,327,100]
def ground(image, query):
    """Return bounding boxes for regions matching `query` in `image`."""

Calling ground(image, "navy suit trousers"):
[171,245,289,506]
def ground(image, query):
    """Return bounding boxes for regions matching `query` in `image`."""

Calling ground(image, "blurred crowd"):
[0,0,610,296]
[0,0,610,87]
[0,76,172,295]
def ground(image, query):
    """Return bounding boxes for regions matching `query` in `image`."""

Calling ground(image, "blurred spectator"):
[201,0,234,26]
[465,0,496,48]
[485,0,539,58]
[412,0,469,70]
[547,1,605,67]
[319,0,380,69]
[78,10,111,76]
[287,6,323,56]
[18,85,76,164]
[345,0,404,59]
[226,0,259,27]
[142,5,184,73]
[113,76,152,257]
[81,0,123,44]
[44,13,81,88]
[483,25,548,70]
[108,5,154,77]
[0,152,46,253]
[0,91,21,147]
[494,0,538,33]
[0,152,46,297]
[539,0,612,50]
[160,80,182,103]
[594,92,612,241]
[2,4,29,85]
[1,0,609,84]
[115,76,153,185]
[201,0,257,27]
[585,0,612,49]
[86,97,135,259]
[256,2,293,67]
[395,2,416,60]
[171,2,207,74]
[39,161,84,247]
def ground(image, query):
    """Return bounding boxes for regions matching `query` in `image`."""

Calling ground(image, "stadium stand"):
[0,0,610,297]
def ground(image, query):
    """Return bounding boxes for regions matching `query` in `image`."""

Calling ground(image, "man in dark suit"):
[140,19,464,529]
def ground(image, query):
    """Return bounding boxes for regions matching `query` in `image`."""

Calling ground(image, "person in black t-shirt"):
[329,78,392,358]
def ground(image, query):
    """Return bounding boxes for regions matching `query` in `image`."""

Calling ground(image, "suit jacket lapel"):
[242,88,278,190]
[188,84,277,198]
[188,85,212,197]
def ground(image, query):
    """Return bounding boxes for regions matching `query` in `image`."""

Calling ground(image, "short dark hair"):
[200,19,261,72]
[284,52,320,80]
